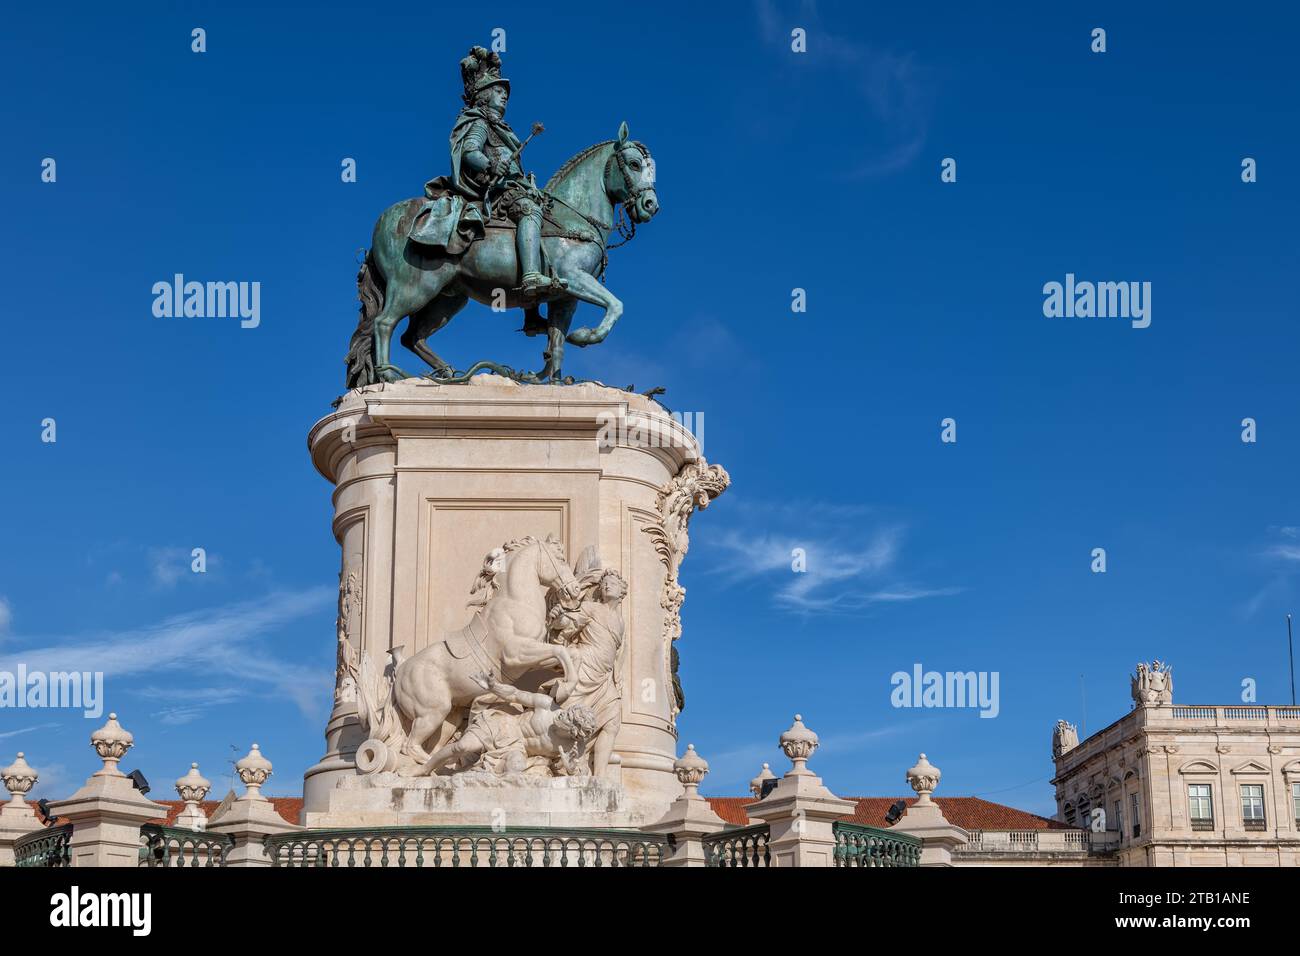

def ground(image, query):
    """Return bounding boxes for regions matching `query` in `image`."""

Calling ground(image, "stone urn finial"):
[749,762,776,798]
[906,752,941,806]
[175,762,212,830]
[673,744,708,798]
[176,762,211,804]
[779,714,819,775]
[236,744,273,800]
[90,713,134,776]
[2,752,38,807]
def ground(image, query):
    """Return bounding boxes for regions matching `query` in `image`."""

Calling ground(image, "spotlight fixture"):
[127,769,151,796]
[885,799,907,825]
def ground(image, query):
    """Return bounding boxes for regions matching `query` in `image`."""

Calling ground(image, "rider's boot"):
[515,205,565,299]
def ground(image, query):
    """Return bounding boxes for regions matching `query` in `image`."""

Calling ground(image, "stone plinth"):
[307,772,657,829]
[302,375,727,826]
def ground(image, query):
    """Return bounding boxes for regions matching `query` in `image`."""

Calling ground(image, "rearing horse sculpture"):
[387,534,581,764]
[344,123,659,388]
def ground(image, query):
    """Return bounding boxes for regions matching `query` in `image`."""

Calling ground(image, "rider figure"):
[450,47,558,299]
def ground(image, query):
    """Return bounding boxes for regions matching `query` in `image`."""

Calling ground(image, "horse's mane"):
[545,140,649,191]
[545,141,614,191]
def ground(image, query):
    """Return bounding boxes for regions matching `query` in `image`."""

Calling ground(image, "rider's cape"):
[410,107,523,252]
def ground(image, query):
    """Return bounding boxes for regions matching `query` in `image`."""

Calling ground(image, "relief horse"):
[389,534,581,764]
[344,123,659,388]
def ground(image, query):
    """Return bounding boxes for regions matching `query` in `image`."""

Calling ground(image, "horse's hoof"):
[566,329,595,347]
[376,364,409,383]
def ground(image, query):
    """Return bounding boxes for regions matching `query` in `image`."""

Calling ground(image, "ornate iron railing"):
[832,822,921,867]
[263,827,667,868]
[138,824,234,867]
[14,824,72,868]
[703,823,771,867]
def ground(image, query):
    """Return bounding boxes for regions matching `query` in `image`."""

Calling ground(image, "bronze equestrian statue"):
[345,47,660,388]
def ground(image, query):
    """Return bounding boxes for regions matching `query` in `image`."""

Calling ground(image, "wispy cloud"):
[149,546,221,587]
[0,588,334,718]
[0,597,10,638]
[0,722,60,741]
[705,509,959,614]
[754,0,934,178]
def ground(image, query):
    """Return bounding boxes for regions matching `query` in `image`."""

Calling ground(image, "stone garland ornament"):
[334,568,363,704]
[642,459,730,721]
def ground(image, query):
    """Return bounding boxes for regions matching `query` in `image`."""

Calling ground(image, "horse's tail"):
[344,249,385,390]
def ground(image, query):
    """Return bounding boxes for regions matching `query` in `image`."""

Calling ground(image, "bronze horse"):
[345,123,658,388]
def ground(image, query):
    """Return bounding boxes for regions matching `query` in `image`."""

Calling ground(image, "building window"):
[1241,784,1266,831]
[1293,783,1299,825]
[1188,784,1214,831]
[1130,792,1140,838]
[1113,800,1123,836]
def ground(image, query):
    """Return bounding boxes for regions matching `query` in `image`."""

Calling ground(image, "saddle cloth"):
[443,612,491,663]
[409,177,489,253]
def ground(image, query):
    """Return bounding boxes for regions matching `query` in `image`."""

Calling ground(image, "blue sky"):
[2,2,1297,815]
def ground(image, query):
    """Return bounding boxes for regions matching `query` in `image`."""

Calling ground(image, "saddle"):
[408,177,564,316]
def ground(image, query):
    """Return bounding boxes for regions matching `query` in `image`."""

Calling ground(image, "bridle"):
[536,540,581,603]
[541,141,652,277]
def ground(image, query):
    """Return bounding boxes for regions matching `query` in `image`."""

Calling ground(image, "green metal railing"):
[703,823,772,867]
[263,826,667,868]
[832,822,921,867]
[14,824,72,868]
[138,824,234,867]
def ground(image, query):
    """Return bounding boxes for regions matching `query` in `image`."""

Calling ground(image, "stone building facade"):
[1051,662,1300,866]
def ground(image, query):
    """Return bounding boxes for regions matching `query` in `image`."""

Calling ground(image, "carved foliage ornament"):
[335,569,364,703]
[641,459,729,720]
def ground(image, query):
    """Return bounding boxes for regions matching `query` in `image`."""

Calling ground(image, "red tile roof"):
[147,798,302,826]
[705,795,1066,831]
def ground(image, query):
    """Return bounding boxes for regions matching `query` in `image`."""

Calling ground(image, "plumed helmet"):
[460,46,510,104]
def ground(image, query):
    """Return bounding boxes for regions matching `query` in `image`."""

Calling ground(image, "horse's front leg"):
[558,271,623,347]
[504,641,575,695]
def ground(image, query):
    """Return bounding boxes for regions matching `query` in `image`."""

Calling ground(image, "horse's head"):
[535,533,581,600]
[605,121,658,224]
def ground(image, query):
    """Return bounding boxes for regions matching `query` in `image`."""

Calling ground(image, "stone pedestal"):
[309,771,656,829]
[643,744,727,867]
[892,801,968,866]
[893,753,969,866]
[47,773,167,868]
[0,805,42,867]
[207,798,302,867]
[46,714,167,867]
[302,375,727,826]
